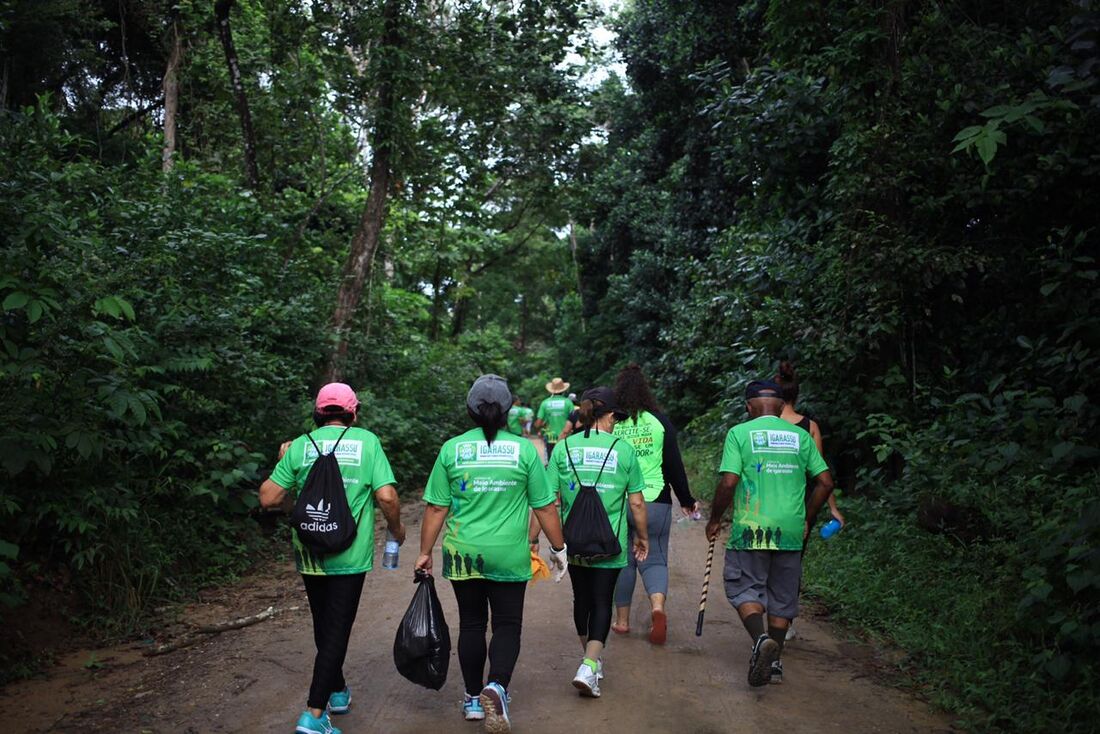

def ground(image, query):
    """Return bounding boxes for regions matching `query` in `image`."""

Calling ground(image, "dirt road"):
[5,506,952,734]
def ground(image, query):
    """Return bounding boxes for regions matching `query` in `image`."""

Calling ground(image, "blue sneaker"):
[328,686,351,714]
[479,682,511,733]
[295,710,341,734]
[463,693,485,721]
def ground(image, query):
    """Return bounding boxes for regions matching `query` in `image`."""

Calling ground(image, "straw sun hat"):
[545,377,570,394]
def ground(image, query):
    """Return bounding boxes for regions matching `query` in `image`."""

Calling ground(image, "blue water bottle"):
[820,519,842,539]
[382,530,400,569]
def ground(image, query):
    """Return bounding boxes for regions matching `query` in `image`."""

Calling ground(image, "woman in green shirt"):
[611,364,698,645]
[547,386,649,699]
[416,375,566,734]
[260,383,405,734]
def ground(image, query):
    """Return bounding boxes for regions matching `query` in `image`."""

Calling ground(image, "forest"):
[1,1,1098,732]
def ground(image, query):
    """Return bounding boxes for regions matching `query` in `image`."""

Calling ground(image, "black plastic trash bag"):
[394,571,451,690]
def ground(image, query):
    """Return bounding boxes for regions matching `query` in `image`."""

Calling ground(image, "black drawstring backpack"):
[290,426,357,555]
[562,437,624,560]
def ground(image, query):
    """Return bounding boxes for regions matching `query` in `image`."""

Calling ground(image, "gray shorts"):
[723,549,802,619]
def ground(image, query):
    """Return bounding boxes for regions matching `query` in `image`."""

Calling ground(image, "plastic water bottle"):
[820,519,842,539]
[382,530,400,569]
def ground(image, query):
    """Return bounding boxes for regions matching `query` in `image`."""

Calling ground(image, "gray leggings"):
[614,501,672,606]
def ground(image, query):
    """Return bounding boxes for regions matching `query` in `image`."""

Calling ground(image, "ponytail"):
[469,402,506,445]
[576,399,597,429]
[775,360,799,404]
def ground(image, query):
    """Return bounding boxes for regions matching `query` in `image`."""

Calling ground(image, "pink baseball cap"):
[315,382,359,412]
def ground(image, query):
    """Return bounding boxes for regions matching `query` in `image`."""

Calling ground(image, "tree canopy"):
[1,1,1098,729]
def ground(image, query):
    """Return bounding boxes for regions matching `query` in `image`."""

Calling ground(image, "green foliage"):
[580,1,1100,730]
[0,0,592,642]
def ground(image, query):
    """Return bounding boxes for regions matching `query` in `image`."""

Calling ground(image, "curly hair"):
[613,363,661,421]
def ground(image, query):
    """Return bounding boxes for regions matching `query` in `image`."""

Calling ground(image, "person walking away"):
[774,360,844,648]
[507,395,528,437]
[544,387,649,698]
[610,363,698,645]
[704,380,834,688]
[416,375,567,734]
[534,377,574,459]
[259,383,405,734]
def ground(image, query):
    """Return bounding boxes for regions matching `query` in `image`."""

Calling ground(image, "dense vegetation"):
[1,1,1097,731]
[576,2,1100,731]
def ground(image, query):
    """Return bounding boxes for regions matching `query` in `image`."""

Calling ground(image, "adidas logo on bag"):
[305,499,330,522]
[300,499,339,533]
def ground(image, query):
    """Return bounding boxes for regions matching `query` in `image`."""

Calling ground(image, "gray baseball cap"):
[467,374,512,416]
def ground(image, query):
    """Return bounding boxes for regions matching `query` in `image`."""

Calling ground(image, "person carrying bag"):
[259,383,405,734]
[415,375,567,733]
[544,386,648,700]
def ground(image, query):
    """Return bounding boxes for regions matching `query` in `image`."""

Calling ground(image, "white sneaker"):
[572,662,601,698]
[785,621,798,641]
[597,659,604,680]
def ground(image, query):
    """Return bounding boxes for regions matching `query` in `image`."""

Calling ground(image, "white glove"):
[548,544,568,583]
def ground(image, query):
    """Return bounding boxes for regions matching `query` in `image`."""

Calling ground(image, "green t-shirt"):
[550,431,645,569]
[269,425,397,575]
[537,395,574,439]
[613,410,666,502]
[718,415,829,552]
[423,428,554,582]
[507,406,534,435]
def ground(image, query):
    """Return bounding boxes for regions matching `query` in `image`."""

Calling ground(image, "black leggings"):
[568,565,622,644]
[451,579,527,696]
[302,573,366,710]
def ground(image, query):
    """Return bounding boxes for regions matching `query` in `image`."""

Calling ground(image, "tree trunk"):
[326,146,391,380]
[1,56,9,111]
[569,218,586,333]
[518,293,528,352]
[429,259,444,340]
[214,0,260,190]
[161,23,182,173]
[450,288,470,339]
[324,0,403,381]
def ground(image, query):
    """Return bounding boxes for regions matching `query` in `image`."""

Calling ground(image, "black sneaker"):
[747,634,779,687]
[768,659,783,684]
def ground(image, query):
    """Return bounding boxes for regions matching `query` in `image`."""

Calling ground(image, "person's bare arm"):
[628,491,649,561]
[259,478,288,509]
[532,503,565,549]
[705,472,740,542]
[559,421,574,440]
[804,470,836,538]
[374,484,405,544]
[809,420,844,523]
[414,504,449,573]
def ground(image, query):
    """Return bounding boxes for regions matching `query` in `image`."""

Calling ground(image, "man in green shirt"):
[705,379,834,688]
[535,377,574,459]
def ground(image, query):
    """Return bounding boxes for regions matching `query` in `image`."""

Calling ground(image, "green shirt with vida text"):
[549,430,645,569]
[269,425,397,575]
[613,410,666,502]
[718,415,829,552]
[537,395,574,439]
[423,428,554,582]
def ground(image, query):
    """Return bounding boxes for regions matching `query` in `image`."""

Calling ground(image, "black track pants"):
[451,579,527,697]
[301,572,366,710]
[569,564,622,644]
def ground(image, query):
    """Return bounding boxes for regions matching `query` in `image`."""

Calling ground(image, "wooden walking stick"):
[695,536,717,636]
